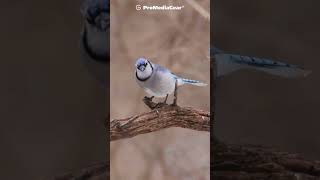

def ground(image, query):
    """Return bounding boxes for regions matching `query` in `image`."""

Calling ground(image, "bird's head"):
[81,0,109,31]
[135,58,153,80]
[136,58,151,72]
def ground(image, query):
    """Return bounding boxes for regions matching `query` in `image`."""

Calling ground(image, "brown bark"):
[110,98,210,141]
[213,141,320,179]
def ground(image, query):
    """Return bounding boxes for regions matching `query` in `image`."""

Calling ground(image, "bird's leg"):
[163,94,168,104]
[172,79,178,106]
[154,94,169,109]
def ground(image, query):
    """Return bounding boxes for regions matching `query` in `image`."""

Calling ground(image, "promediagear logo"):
[136,4,184,11]
[136,5,142,10]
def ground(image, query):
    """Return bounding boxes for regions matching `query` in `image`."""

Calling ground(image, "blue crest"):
[136,58,148,67]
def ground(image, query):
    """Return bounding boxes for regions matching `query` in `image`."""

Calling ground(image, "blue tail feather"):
[179,78,207,86]
[182,78,201,84]
[171,73,207,86]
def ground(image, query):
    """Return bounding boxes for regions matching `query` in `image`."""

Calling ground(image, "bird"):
[80,0,109,87]
[135,57,207,105]
[211,47,311,78]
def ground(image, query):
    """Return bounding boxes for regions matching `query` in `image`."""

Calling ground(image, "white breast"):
[137,70,176,97]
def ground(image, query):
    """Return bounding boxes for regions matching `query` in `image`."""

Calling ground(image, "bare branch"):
[110,99,210,141]
[214,141,320,179]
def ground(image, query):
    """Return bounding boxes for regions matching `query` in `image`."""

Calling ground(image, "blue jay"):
[135,58,207,105]
[211,47,311,78]
[80,0,109,86]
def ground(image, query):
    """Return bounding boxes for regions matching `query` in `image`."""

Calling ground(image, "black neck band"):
[136,61,153,81]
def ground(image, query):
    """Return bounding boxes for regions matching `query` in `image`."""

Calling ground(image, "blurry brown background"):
[0,0,106,179]
[110,0,210,179]
[213,0,320,160]
[1,0,318,179]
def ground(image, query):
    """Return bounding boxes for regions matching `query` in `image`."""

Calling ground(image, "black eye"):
[144,63,148,66]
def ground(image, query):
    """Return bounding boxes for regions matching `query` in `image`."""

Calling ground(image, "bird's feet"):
[143,96,169,109]
[154,102,168,109]
[143,96,158,109]
[144,96,154,102]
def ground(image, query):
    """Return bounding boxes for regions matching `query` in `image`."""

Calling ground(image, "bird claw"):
[155,102,168,108]
[143,96,159,110]
[144,96,154,101]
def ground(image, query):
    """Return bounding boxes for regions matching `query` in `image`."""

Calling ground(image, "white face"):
[135,58,153,80]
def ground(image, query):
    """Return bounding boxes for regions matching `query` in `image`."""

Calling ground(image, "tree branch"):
[53,98,320,179]
[213,141,320,179]
[110,98,210,141]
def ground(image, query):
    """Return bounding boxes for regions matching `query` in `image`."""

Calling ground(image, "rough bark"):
[213,141,320,180]
[110,98,210,141]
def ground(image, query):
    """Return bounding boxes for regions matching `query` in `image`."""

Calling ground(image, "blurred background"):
[0,0,106,179]
[110,0,210,179]
[213,0,320,160]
